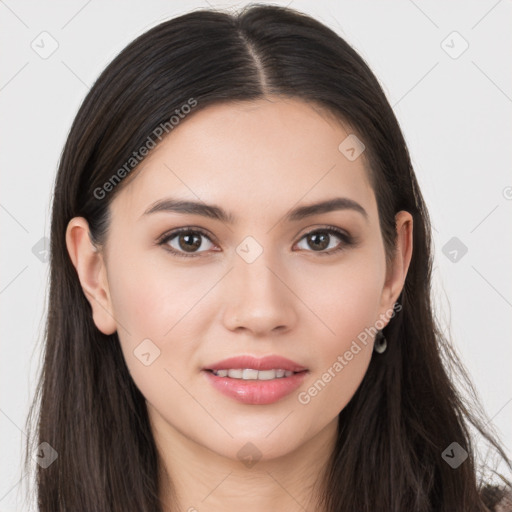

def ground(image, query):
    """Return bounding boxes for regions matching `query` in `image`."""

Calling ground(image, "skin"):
[66,96,413,511]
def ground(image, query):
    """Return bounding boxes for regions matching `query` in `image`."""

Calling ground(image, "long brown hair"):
[24,4,511,511]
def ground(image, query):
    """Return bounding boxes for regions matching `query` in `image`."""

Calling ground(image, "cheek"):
[294,254,383,413]
[108,249,218,338]
[106,252,223,383]
[107,258,212,410]
[299,341,373,423]
[293,249,384,343]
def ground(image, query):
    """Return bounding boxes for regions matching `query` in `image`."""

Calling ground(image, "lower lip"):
[202,370,309,405]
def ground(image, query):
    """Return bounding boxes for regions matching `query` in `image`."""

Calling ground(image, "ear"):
[379,210,413,319]
[65,217,117,335]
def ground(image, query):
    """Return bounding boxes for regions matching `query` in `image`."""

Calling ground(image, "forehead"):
[109,97,375,223]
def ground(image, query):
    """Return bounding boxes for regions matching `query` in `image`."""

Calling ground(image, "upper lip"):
[203,355,308,373]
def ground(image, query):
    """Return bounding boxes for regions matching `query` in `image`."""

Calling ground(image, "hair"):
[23,3,511,511]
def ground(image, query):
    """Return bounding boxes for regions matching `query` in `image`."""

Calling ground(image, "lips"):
[203,354,308,373]
[202,355,309,404]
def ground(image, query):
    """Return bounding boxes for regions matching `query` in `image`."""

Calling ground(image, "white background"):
[1,0,511,509]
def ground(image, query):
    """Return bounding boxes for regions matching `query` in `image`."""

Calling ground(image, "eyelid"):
[157,225,356,258]
[156,226,215,245]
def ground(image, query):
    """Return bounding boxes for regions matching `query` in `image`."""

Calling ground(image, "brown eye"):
[176,232,202,252]
[295,227,354,255]
[158,228,216,258]
[306,231,330,251]
[158,225,355,259]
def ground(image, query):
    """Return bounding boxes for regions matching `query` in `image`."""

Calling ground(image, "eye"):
[157,225,356,258]
[157,228,217,258]
[295,226,355,256]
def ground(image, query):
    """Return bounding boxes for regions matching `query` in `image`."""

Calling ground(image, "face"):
[67,96,412,464]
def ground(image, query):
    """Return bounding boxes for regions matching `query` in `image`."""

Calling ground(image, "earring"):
[374,330,387,354]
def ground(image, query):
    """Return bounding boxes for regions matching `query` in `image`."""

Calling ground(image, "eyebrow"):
[141,196,369,224]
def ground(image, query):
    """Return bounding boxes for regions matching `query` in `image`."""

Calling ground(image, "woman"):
[24,4,512,511]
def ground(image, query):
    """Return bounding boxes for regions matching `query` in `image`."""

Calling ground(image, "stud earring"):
[374,330,387,354]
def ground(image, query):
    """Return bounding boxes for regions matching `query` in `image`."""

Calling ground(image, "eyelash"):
[156,225,356,259]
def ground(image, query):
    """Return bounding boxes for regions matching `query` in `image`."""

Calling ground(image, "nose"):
[221,249,298,336]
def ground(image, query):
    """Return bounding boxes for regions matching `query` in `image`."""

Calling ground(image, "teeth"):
[242,369,259,379]
[211,368,295,380]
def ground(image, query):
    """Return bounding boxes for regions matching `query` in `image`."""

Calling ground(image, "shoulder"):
[494,493,512,512]
[481,485,512,512]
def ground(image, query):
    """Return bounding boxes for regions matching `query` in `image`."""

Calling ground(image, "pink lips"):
[204,355,307,373]
[202,355,309,405]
